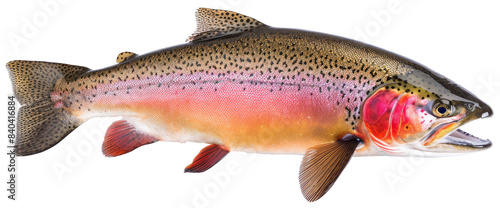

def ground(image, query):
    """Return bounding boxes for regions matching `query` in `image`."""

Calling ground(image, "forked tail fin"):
[7,60,90,156]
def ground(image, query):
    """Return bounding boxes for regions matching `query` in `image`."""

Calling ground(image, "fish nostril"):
[465,103,475,111]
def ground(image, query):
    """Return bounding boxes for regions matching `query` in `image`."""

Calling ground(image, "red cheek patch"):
[364,88,424,147]
[391,95,422,140]
[363,89,401,141]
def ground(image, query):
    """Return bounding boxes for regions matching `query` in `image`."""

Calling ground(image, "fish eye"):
[437,106,447,114]
[432,99,454,117]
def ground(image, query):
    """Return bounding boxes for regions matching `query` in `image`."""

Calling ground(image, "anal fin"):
[102,120,158,157]
[185,144,230,173]
[299,134,362,202]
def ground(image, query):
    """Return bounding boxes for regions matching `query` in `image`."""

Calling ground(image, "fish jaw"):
[434,129,492,150]
[417,105,493,154]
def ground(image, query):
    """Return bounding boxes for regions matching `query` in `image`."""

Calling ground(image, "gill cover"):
[363,82,436,153]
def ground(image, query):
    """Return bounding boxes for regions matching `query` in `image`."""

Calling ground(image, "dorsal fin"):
[116,51,137,63]
[187,8,265,42]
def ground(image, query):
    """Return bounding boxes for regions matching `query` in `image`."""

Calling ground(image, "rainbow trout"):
[7,8,492,201]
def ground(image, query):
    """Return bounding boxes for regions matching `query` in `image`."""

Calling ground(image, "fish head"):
[362,64,492,156]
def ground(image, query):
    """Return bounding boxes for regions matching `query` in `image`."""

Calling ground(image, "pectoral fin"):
[185,144,230,173]
[299,134,362,202]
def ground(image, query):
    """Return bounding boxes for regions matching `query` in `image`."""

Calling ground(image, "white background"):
[1,1,499,208]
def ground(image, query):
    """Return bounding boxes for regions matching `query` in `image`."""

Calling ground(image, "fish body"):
[56,26,400,155]
[7,8,492,202]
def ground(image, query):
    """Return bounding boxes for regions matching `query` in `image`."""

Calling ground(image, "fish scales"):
[52,27,411,153]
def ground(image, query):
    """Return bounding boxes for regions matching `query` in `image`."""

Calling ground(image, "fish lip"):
[439,129,492,149]
[420,119,492,149]
[420,122,451,144]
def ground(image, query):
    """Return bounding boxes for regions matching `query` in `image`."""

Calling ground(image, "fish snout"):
[479,102,493,118]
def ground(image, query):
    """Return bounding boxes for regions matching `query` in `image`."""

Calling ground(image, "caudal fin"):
[7,60,90,156]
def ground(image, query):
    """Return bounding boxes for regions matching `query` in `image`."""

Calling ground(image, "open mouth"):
[422,121,492,151]
[438,129,492,148]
